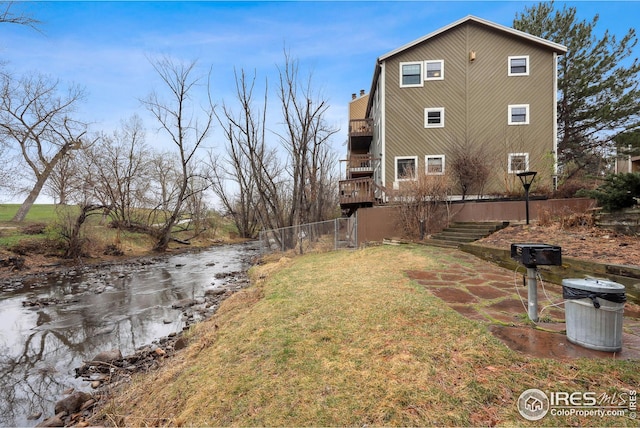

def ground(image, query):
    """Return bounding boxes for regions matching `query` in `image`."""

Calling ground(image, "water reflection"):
[0,243,256,427]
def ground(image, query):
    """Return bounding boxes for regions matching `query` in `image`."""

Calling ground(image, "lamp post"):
[517,171,537,225]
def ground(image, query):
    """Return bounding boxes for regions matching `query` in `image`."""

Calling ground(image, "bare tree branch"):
[0,2,41,31]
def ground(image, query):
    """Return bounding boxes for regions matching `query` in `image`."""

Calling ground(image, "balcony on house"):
[339,177,375,207]
[344,153,375,178]
[348,118,373,152]
[339,118,376,214]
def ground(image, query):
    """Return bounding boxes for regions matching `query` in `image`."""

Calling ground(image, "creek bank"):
[1,254,166,292]
[35,264,252,427]
[12,244,258,428]
[0,240,244,291]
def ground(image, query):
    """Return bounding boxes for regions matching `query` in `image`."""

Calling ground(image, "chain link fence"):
[258,217,357,254]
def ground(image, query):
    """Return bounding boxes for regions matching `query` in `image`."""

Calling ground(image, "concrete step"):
[448,221,507,229]
[436,233,488,243]
[438,228,497,236]
[424,221,509,248]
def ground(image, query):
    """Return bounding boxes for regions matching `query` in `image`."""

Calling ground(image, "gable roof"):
[380,15,567,61]
[365,15,567,115]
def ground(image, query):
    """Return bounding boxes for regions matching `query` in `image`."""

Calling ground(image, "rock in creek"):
[171,298,197,309]
[214,270,240,279]
[27,412,43,420]
[205,288,227,296]
[37,391,95,427]
[22,297,63,307]
[54,391,92,415]
[90,349,122,363]
[36,414,65,427]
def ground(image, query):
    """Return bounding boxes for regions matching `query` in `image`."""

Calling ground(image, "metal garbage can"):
[562,278,626,352]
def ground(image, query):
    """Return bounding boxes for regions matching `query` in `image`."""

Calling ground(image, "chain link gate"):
[258,216,357,254]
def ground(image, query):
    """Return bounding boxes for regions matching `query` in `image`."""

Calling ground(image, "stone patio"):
[407,249,640,360]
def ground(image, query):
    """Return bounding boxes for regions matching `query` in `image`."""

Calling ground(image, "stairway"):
[425,221,509,248]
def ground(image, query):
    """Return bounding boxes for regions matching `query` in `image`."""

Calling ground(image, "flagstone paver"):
[407,247,640,360]
[466,285,511,300]
[429,287,478,304]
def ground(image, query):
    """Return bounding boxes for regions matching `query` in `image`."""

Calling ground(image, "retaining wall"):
[355,198,596,245]
[460,243,640,303]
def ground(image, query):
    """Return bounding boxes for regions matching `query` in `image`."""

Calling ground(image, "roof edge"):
[378,15,567,62]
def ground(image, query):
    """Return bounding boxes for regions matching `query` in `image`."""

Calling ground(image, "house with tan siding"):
[340,15,567,215]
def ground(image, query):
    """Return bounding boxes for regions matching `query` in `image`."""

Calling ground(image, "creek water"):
[0,242,258,427]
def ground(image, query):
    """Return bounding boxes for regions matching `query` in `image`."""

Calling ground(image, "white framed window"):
[400,61,423,87]
[508,104,529,125]
[508,153,529,174]
[425,60,444,80]
[508,55,529,76]
[395,156,417,181]
[424,107,445,128]
[426,155,445,175]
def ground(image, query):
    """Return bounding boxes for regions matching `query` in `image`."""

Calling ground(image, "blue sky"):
[1,1,639,176]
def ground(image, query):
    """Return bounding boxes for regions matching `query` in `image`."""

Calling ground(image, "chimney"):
[352,93,357,100]
[360,89,365,97]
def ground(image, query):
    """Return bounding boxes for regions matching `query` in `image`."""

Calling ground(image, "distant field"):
[0,204,78,223]
[0,204,83,250]
[0,203,238,254]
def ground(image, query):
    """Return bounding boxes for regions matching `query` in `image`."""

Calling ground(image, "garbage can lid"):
[562,278,625,294]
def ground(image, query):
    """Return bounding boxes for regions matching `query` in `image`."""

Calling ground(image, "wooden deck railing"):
[339,177,374,205]
[346,154,374,172]
[349,118,373,137]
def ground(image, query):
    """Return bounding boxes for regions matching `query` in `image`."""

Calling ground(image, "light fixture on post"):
[517,171,537,225]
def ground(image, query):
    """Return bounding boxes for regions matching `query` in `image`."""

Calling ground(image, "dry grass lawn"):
[96,245,639,427]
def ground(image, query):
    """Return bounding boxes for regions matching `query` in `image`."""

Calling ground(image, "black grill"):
[510,243,562,268]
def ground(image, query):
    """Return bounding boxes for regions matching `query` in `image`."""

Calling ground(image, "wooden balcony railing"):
[346,154,374,173]
[349,118,373,137]
[339,177,375,205]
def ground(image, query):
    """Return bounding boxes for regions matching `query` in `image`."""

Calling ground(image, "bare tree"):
[209,54,339,251]
[393,170,453,240]
[307,140,339,221]
[448,138,493,200]
[275,52,340,229]
[207,149,259,239]
[0,140,17,200]
[182,174,210,237]
[147,150,181,213]
[0,72,88,221]
[45,150,79,205]
[58,203,108,260]
[82,115,151,228]
[140,57,215,252]
[209,69,270,239]
[50,145,113,260]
